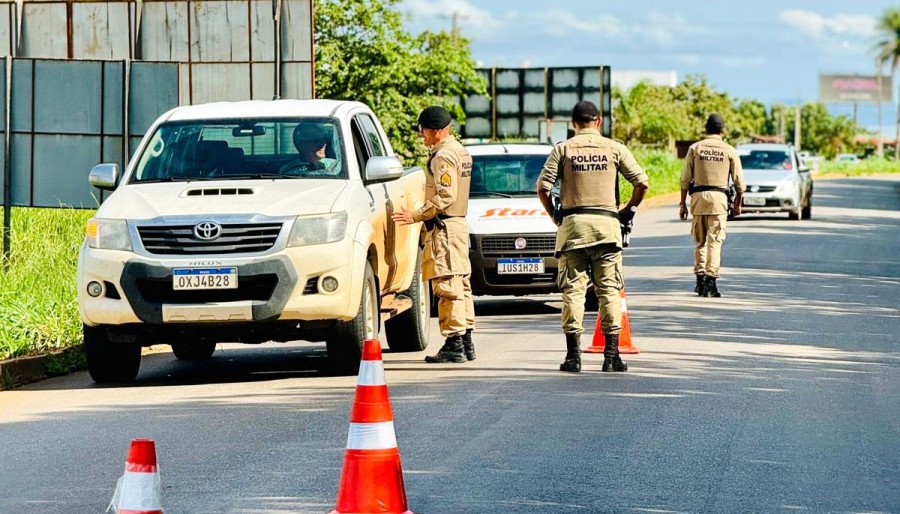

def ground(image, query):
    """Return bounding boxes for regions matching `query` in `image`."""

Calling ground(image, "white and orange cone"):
[108,438,163,514]
[330,339,413,514]
[585,289,640,354]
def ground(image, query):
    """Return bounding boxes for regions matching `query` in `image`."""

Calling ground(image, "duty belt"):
[424,213,463,230]
[558,207,619,219]
[691,185,729,194]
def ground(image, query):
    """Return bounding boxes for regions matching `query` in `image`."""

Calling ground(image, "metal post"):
[123,58,130,170]
[273,0,283,99]
[876,66,883,157]
[3,55,12,268]
[794,104,801,153]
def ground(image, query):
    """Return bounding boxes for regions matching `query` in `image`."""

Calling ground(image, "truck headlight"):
[85,218,132,251]
[287,212,348,247]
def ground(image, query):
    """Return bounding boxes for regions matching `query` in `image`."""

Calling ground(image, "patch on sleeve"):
[439,171,452,187]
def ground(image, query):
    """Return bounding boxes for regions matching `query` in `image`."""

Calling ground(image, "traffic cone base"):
[585,289,640,354]
[331,339,414,514]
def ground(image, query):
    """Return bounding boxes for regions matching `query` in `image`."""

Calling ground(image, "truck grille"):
[480,235,556,256]
[484,269,557,286]
[135,274,278,303]
[137,223,283,255]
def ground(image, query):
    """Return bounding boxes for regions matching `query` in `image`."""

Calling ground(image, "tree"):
[313,0,486,161]
[612,82,687,147]
[875,7,900,159]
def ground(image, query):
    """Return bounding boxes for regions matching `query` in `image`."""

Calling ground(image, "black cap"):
[417,106,452,130]
[572,100,601,123]
[293,122,330,148]
[705,113,726,134]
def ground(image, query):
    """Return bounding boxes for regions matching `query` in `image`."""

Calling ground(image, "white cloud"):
[716,56,766,68]
[778,9,876,40]
[402,0,500,32]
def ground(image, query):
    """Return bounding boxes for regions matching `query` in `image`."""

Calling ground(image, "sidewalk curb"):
[0,345,85,390]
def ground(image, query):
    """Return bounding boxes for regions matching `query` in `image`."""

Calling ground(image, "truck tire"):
[788,206,801,220]
[84,324,141,384]
[386,250,431,352]
[171,341,216,360]
[327,262,378,375]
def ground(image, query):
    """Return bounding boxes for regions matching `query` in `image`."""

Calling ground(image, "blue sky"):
[400,0,899,134]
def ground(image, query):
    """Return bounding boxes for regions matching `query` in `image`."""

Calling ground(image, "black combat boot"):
[425,334,466,363]
[704,276,721,298]
[559,332,582,373]
[695,274,705,293]
[601,333,628,372]
[462,329,476,361]
[697,275,708,297]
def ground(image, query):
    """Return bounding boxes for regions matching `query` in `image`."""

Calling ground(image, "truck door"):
[350,114,410,293]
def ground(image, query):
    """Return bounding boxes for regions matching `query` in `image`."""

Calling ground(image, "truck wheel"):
[84,324,141,384]
[788,207,801,220]
[171,341,216,360]
[386,250,431,352]
[327,262,378,375]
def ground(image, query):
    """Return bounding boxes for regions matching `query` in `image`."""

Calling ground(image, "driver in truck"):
[280,122,337,175]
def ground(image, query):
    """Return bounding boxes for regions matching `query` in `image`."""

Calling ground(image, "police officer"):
[679,113,745,297]
[392,106,475,363]
[537,101,649,373]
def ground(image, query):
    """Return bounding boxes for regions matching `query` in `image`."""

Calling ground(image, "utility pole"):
[442,11,469,42]
[876,62,884,157]
[794,104,802,152]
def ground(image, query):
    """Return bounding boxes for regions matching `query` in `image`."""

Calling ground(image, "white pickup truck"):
[78,100,430,383]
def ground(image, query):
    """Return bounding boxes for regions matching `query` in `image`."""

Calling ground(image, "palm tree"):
[875,8,900,158]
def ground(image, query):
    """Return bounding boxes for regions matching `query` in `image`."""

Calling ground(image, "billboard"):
[819,74,893,103]
[458,66,612,140]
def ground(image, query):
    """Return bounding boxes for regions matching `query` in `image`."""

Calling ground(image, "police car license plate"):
[744,197,766,206]
[497,258,544,274]
[173,267,238,290]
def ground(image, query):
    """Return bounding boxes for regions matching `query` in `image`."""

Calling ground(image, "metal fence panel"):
[250,0,276,61]
[190,63,251,103]
[129,62,179,136]
[11,134,32,206]
[34,60,103,135]
[251,62,275,100]
[11,60,32,132]
[141,1,191,62]
[103,61,125,135]
[282,0,312,62]
[0,5,12,56]
[282,62,313,99]
[190,1,251,62]
[33,135,102,208]
[73,2,131,59]
[21,3,68,58]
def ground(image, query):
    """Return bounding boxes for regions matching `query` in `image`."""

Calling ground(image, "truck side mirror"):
[89,163,120,190]
[365,156,404,183]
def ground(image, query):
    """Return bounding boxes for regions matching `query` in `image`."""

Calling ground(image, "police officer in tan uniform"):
[537,101,649,373]
[679,113,745,297]
[392,106,476,363]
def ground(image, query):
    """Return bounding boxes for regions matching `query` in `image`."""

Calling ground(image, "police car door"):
[351,113,409,293]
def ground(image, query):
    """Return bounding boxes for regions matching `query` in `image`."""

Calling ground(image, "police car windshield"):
[470,155,548,196]
[130,117,346,183]
[739,150,792,171]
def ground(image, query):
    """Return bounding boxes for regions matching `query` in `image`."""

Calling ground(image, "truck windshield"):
[739,150,792,170]
[471,154,549,197]
[130,117,346,183]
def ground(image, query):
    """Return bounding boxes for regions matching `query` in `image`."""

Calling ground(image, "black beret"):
[572,100,601,123]
[418,106,452,130]
[706,113,726,134]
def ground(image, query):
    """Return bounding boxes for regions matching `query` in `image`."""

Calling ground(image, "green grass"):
[817,157,900,177]
[619,149,683,203]
[0,207,94,360]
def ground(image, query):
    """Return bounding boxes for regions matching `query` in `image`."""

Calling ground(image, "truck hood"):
[467,197,557,235]
[742,169,797,185]
[97,179,348,219]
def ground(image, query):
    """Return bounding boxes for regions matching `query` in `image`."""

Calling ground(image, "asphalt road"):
[1,176,898,513]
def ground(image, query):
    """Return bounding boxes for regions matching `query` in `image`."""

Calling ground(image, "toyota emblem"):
[514,237,527,250]
[193,222,222,241]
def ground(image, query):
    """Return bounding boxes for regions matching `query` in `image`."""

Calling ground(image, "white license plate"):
[172,267,238,290]
[743,197,766,206]
[497,258,544,274]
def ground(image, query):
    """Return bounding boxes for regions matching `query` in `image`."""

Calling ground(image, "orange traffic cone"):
[330,339,413,514]
[108,439,163,514]
[584,289,640,354]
